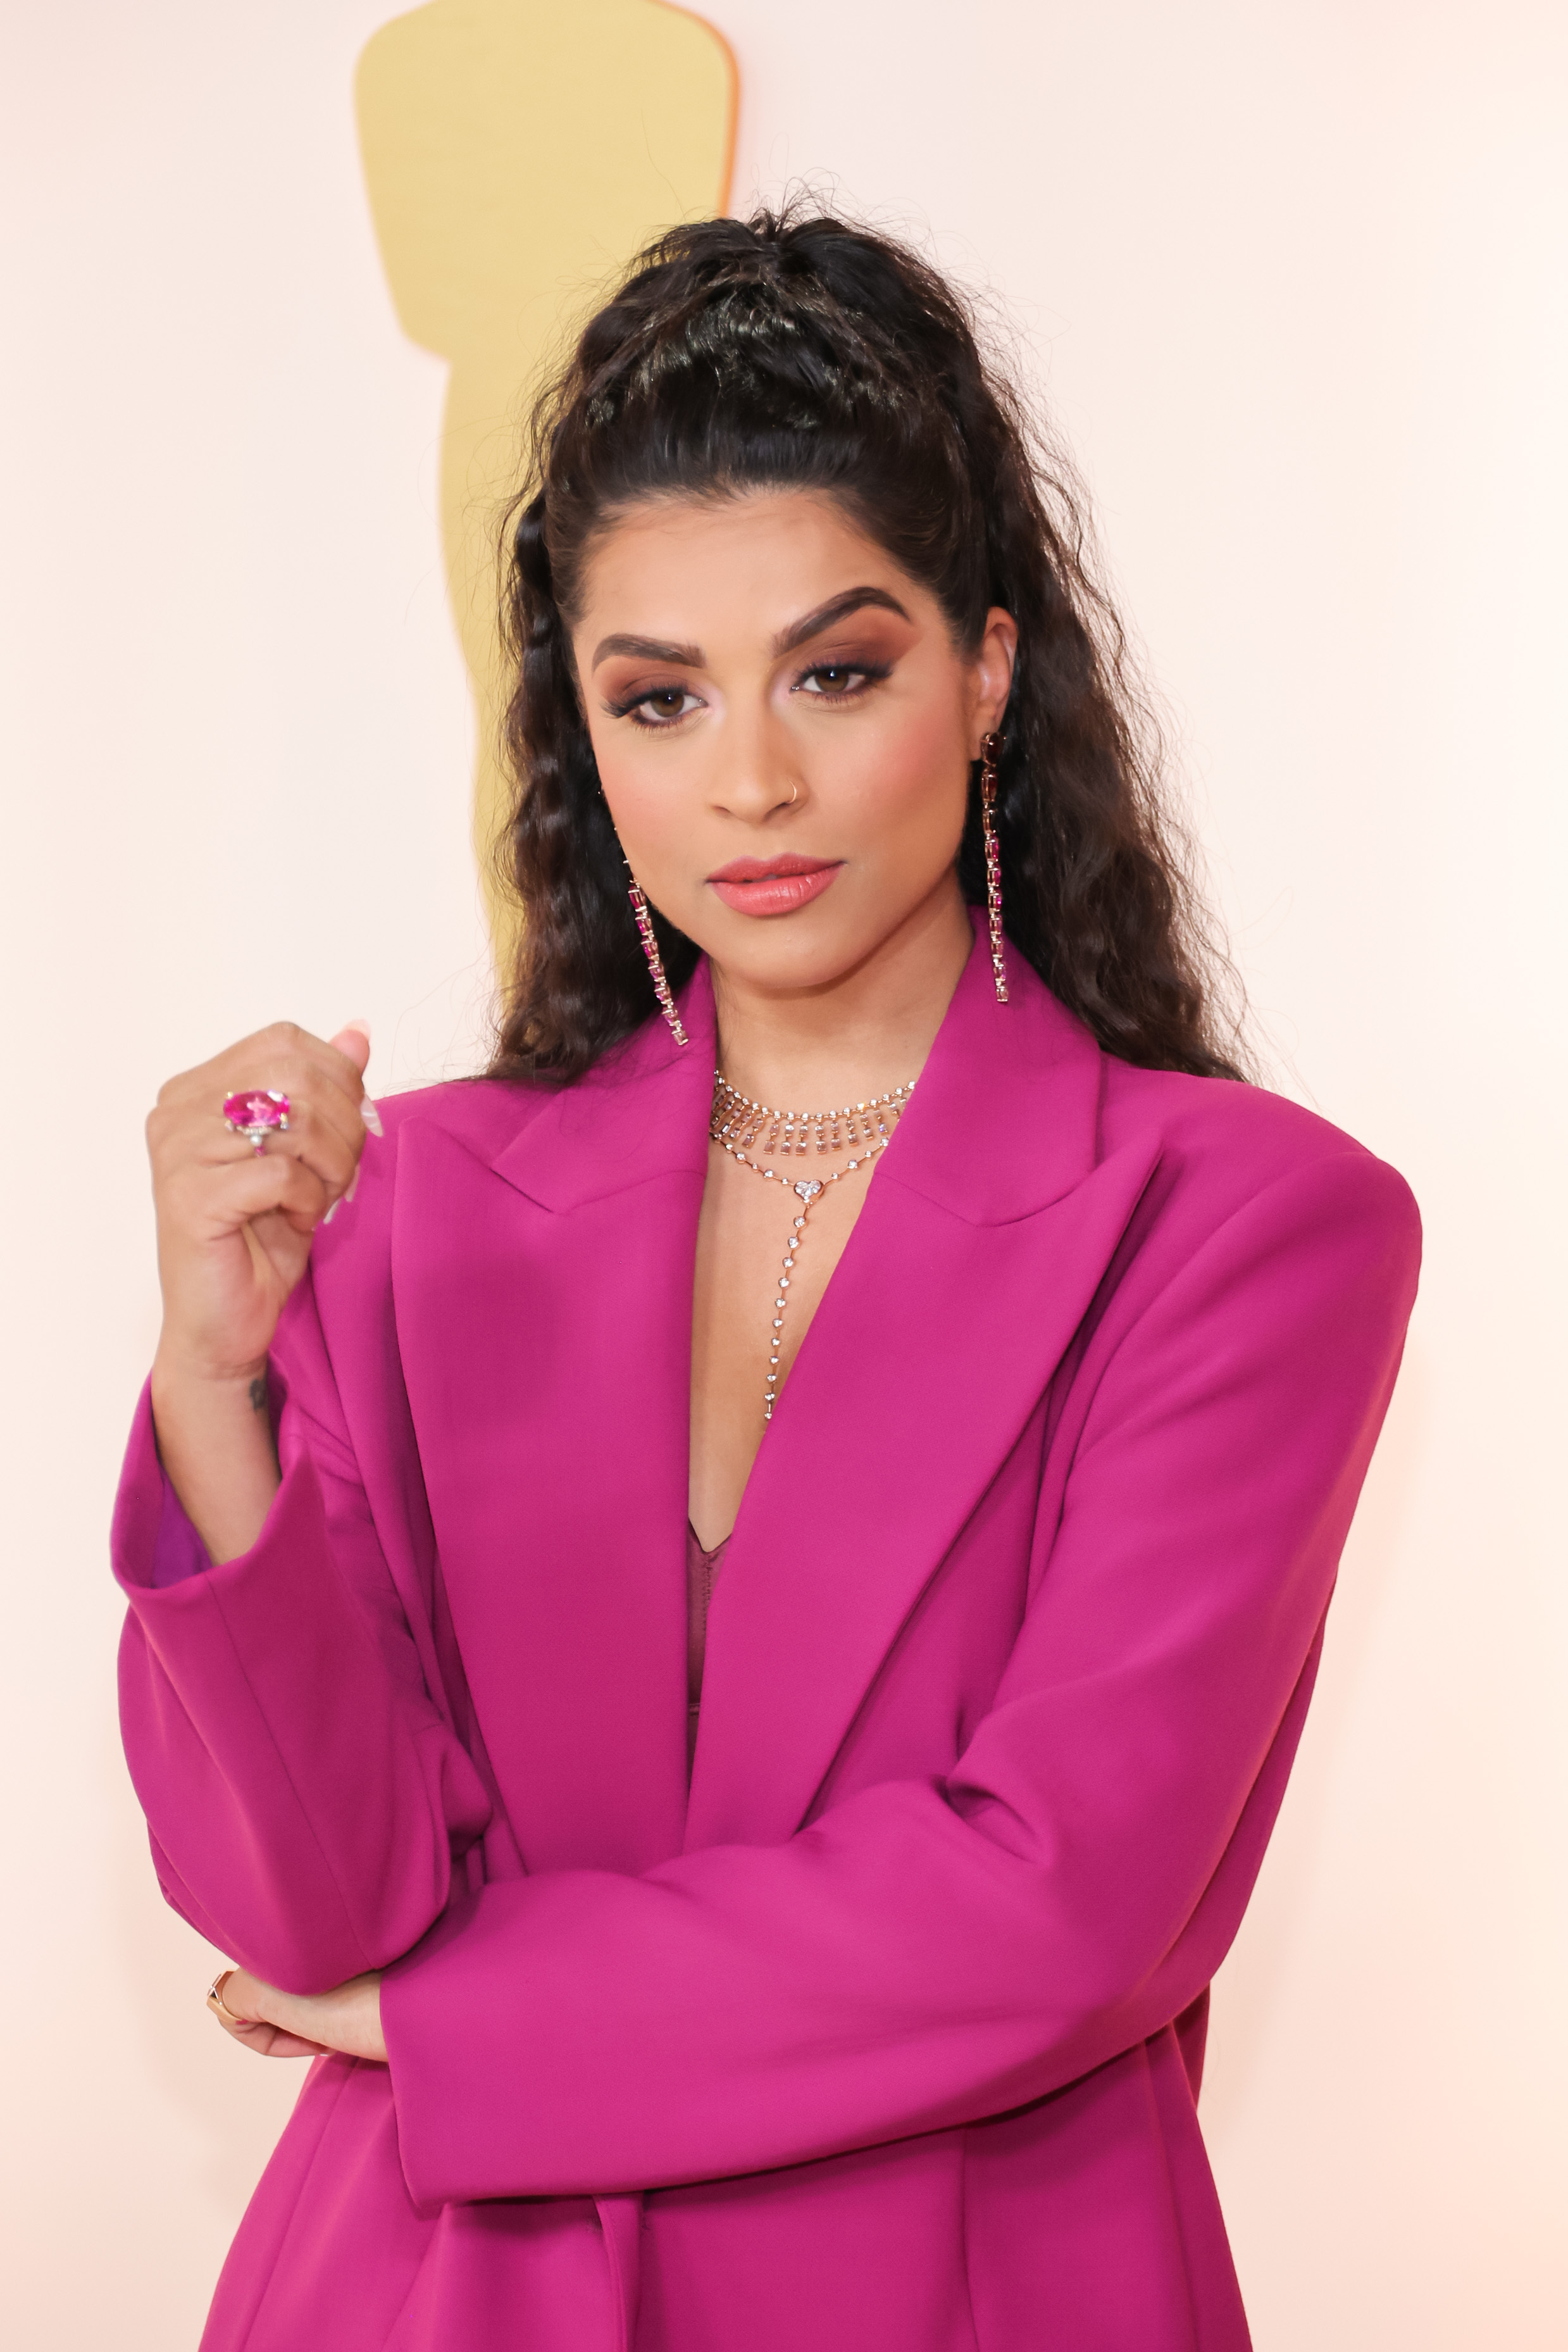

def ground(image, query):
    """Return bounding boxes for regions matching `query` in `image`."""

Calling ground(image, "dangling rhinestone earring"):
[980,732,1009,1003]
[626,872,690,1047]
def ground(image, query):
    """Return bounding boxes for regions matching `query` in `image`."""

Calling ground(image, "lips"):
[706,855,843,918]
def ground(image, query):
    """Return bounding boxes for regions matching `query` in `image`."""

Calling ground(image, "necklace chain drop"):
[709,1070,915,1424]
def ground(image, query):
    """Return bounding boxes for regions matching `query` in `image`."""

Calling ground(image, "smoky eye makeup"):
[598,634,902,727]
[600,680,706,727]
[791,654,894,699]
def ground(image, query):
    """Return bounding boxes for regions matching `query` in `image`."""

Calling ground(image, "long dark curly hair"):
[490,206,1247,1084]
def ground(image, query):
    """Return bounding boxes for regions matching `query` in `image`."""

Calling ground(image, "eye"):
[794,660,888,700]
[605,684,705,729]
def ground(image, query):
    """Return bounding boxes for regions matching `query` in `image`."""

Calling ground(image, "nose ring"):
[788,784,799,806]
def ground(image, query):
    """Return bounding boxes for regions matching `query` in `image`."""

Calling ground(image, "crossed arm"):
[206,1962,386,2061]
[120,1147,1422,2198]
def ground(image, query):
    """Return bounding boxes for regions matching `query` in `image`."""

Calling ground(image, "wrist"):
[152,1342,270,1401]
[149,1349,282,1565]
[269,1974,386,2064]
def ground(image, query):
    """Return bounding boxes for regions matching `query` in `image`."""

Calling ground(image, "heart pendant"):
[793,1180,822,1202]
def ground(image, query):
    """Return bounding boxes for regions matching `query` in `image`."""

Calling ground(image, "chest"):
[373,1044,1162,1865]
[688,1140,882,1546]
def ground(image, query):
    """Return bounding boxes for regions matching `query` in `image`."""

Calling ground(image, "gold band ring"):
[206,1968,244,2025]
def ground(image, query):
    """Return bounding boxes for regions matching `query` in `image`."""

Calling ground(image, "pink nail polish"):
[344,1161,361,1204]
[323,1199,340,1226]
[360,1098,384,1139]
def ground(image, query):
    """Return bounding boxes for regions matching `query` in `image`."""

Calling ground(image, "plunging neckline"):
[685,1518,732,1773]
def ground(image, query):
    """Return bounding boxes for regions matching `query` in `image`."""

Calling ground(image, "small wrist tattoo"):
[248,1376,269,1417]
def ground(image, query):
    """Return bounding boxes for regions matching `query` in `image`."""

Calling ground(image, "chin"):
[697,902,879,984]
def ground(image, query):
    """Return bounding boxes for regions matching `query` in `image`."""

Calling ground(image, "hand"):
[147,1020,377,1560]
[208,1966,387,2063]
[149,1020,375,1387]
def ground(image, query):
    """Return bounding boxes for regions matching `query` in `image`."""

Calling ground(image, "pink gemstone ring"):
[222,1087,290,1154]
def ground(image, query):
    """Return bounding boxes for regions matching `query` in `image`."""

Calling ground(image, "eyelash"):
[605,660,893,731]
[605,687,704,730]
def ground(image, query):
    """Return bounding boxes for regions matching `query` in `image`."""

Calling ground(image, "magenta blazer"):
[114,924,1420,2352]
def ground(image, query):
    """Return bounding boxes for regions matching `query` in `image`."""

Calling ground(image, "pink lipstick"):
[706,854,843,917]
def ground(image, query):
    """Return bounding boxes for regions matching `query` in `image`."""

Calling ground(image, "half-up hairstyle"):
[492,204,1247,1084]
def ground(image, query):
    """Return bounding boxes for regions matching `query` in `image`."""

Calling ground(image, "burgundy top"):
[686,1520,730,1773]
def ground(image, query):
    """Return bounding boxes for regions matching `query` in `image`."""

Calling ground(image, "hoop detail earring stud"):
[626,872,690,1048]
[980,732,1009,1004]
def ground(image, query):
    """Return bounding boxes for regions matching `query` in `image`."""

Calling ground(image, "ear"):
[970,607,1019,748]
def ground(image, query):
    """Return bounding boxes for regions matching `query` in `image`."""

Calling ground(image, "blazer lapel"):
[388,927,1159,1873]
[685,931,1161,1852]
[392,977,717,1876]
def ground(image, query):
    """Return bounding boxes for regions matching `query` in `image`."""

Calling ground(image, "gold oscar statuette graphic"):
[355,1,736,962]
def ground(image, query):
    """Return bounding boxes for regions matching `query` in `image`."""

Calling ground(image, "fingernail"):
[344,1161,361,1204]
[323,1199,340,1226]
[359,1098,383,1139]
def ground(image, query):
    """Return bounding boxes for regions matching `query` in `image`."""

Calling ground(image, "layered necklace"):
[709,1070,916,1423]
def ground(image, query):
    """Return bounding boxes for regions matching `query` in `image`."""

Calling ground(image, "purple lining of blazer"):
[113,915,1421,2352]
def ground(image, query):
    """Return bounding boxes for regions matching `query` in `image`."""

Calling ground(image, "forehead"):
[573,488,926,632]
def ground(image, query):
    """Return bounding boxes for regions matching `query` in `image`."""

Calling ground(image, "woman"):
[116,210,1420,2351]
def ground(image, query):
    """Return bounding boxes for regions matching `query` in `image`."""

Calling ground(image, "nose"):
[709,699,802,823]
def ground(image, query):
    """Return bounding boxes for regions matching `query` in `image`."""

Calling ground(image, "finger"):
[154,1092,363,1196]
[208,1965,337,2060]
[329,1020,371,1082]
[254,2025,332,2060]
[257,1049,371,1164]
[160,1022,370,1128]
[213,1964,268,2020]
[225,1042,369,1156]
[218,1101,360,1192]
[151,1037,376,1209]
[332,1022,383,1139]
[258,2032,331,2060]
[242,1206,319,1297]
[212,2013,329,2060]
[276,1036,373,1137]
[165,1148,334,1242]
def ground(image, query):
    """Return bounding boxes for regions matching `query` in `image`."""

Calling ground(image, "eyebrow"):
[772,586,912,658]
[588,586,912,675]
[590,632,704,672]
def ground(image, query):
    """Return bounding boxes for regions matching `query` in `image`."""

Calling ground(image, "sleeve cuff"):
[115,1372,292,1594]
[151,1458,213,1587]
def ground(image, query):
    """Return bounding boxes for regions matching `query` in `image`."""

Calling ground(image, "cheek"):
[589,728,683,856]
[828,699,968,857]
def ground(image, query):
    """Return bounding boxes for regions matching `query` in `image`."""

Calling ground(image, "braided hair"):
[492,206,1246,1084]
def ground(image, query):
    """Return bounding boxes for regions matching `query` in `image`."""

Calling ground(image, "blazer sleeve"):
[379,1147,1421,2203]
[114,1289,492,1994]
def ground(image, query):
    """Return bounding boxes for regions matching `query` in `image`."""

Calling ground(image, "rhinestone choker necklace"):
[709,1071,915,1423]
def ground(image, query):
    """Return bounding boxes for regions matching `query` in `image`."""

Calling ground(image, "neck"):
[709,875,973,1108]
